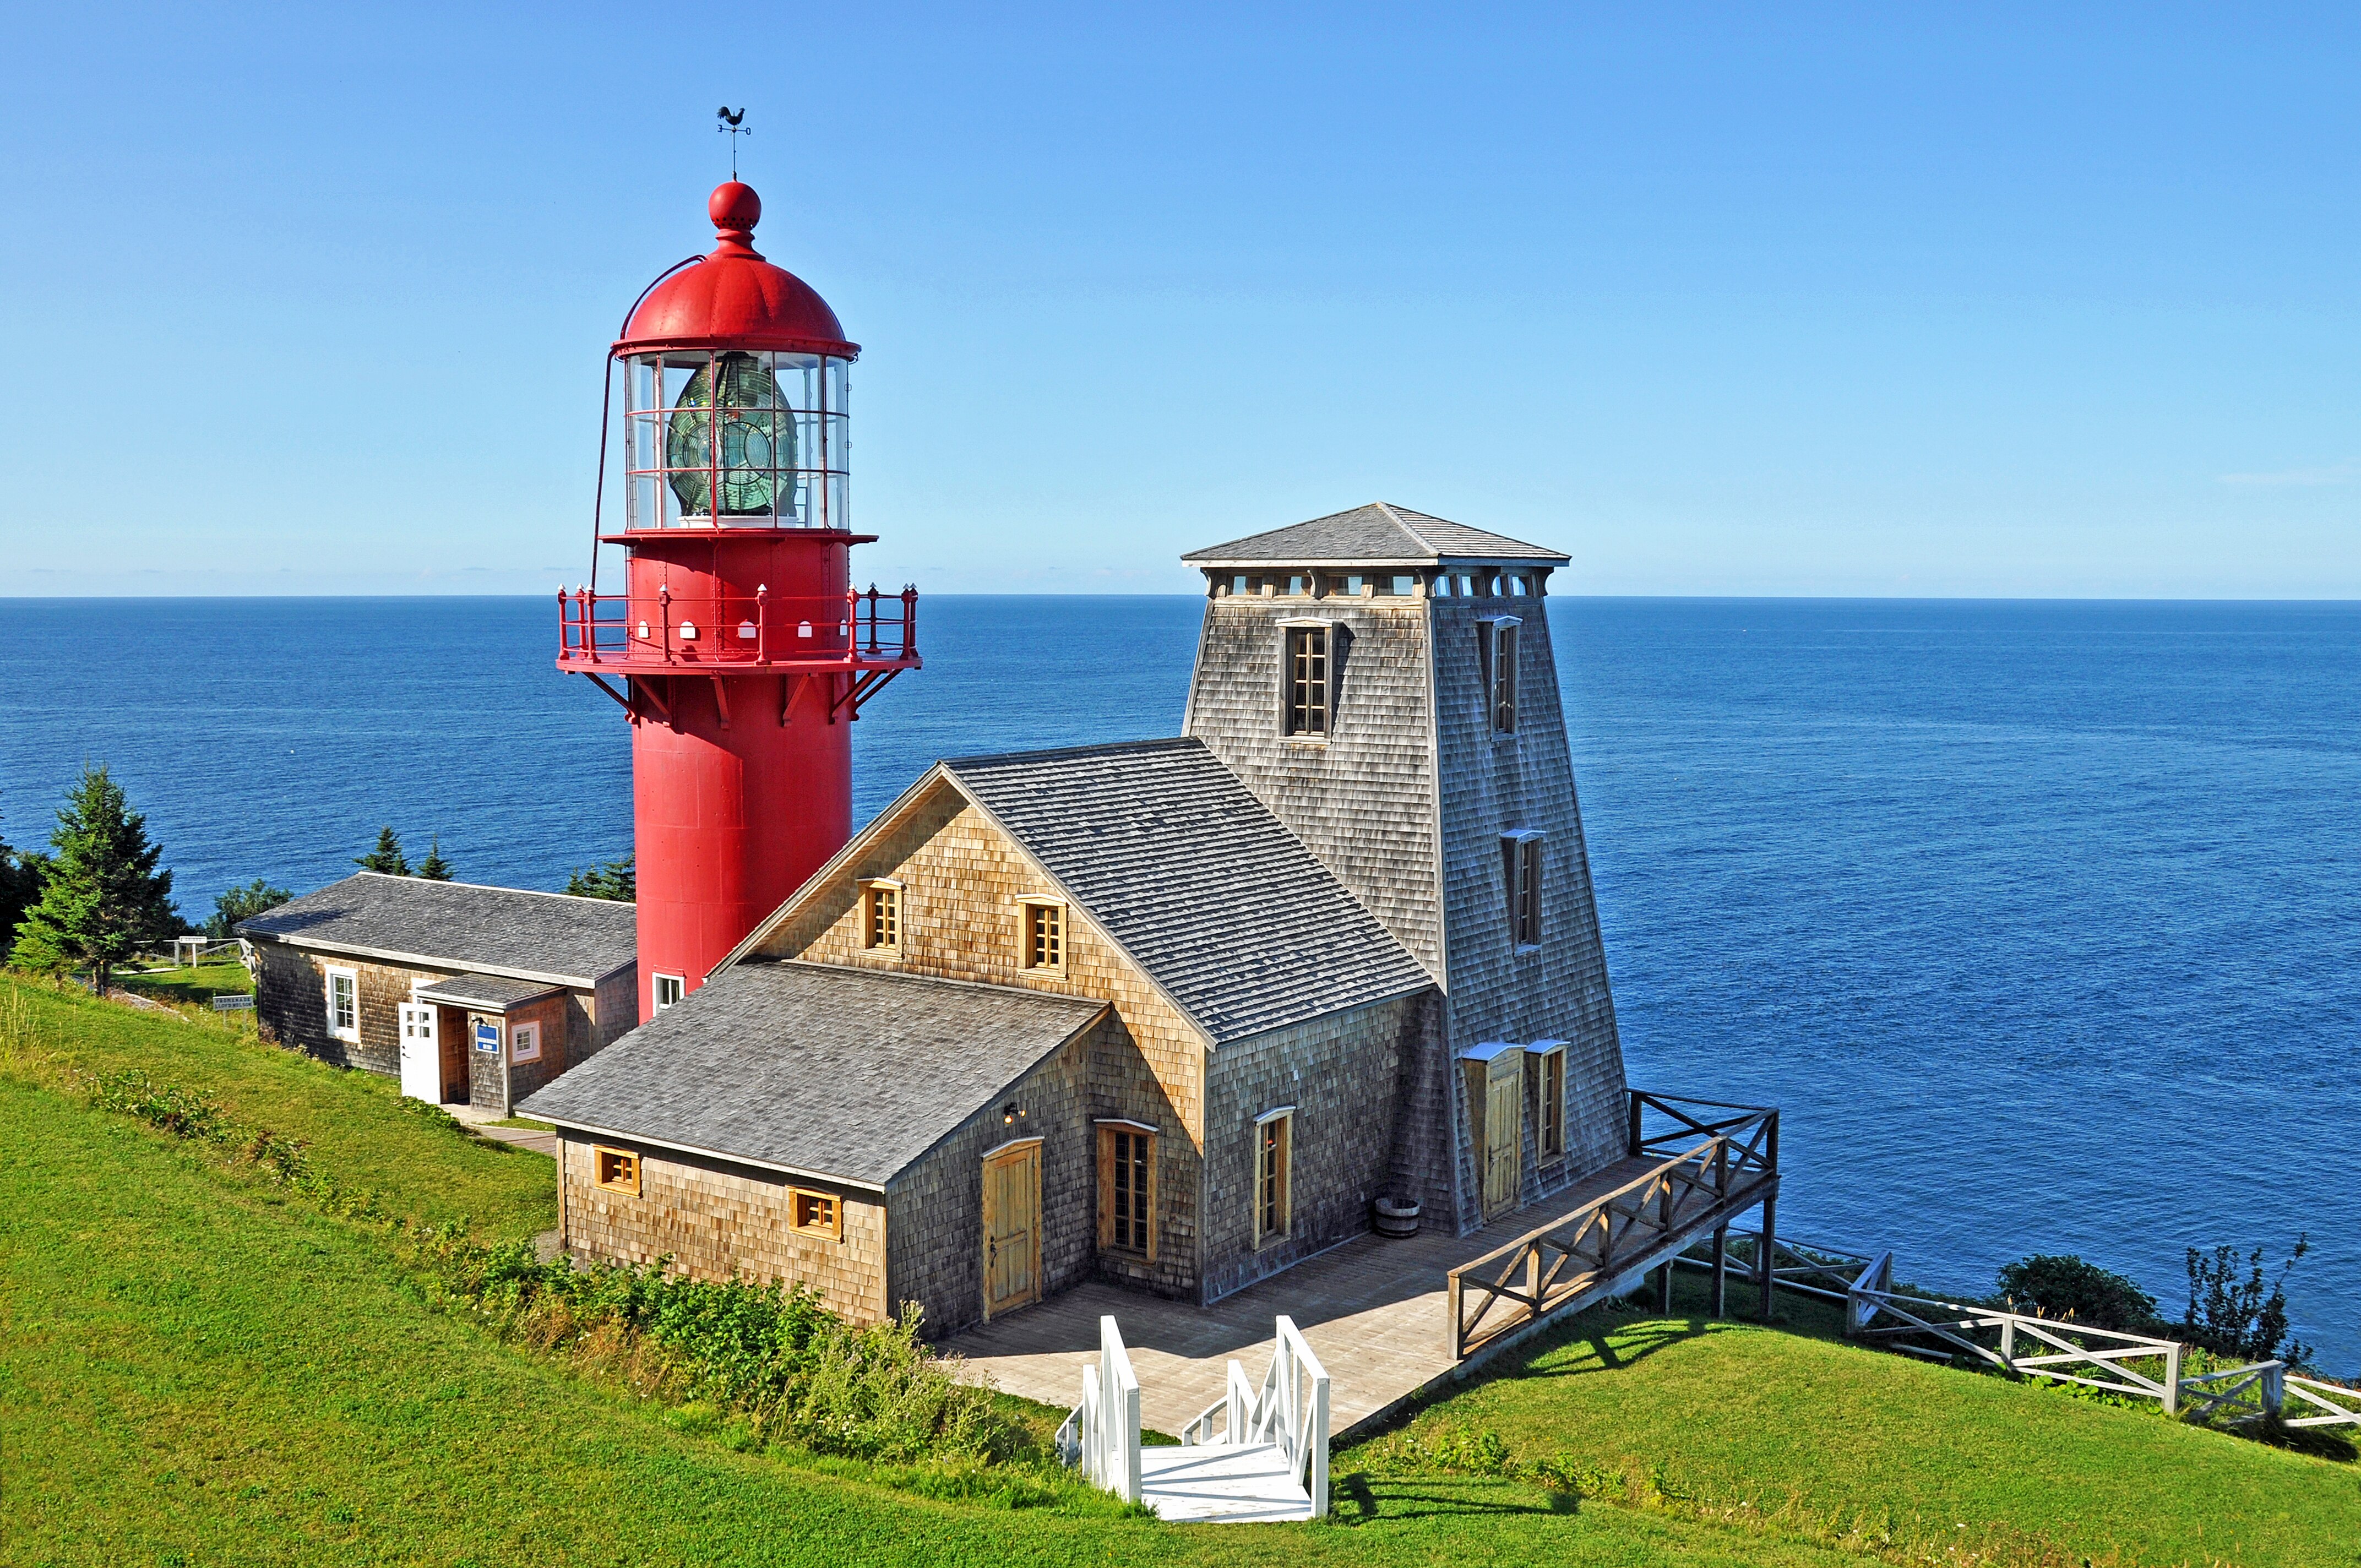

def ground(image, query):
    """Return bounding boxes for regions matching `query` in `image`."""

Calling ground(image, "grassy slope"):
[1341,1283,2361,1568]
[4,978,550,1237]
[121,961,254,1005]
[1,1071,1866,1568]
[8,978,2354,1567]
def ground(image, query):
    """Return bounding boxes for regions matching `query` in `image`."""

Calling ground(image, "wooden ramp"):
[1139,1444,1313,1522]
[953,1091,1781,1445]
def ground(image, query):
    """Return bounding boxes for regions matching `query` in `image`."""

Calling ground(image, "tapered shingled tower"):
[558,182,919,1022]
[1180,502,1626,1233]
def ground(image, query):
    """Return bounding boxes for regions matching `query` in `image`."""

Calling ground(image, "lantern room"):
[613,180,857,533]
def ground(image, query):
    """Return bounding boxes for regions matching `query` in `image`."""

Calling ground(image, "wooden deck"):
[944,1152,1733,1440]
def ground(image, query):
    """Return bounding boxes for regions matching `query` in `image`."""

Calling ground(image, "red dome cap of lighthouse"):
[617,182,859,359]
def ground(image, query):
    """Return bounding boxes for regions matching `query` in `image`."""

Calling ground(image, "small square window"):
[595,1146,640,1195]
[790,1186,842,1239]
[1341,574,1366,596]
[509,1020,541,1063]
[864,881,901,950]
[1230,574,1249,596]
[1285,573,1312,596]
[1024,901,1065,970]
[654,973,684,1010]
[1386,574,1418,596]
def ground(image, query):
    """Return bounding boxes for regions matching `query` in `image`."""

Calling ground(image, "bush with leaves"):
[1995,1255,2161,1332]
[206,878,292,938]
[2184,1237,2313,1367]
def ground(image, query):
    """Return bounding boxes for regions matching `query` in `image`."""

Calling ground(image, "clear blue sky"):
[3,4,2354,597]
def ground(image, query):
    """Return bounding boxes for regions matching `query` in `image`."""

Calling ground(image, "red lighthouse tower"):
[559,182,918,1020]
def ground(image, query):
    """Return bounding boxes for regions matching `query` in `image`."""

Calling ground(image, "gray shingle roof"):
[414,975,563,1012]
[238,873,635,986]
[942,738,1433,1044]
[516,960,1107,1186]
[1180,502,1570,567]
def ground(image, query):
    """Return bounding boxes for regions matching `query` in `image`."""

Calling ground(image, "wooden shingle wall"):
[758,788,1209,1301]
[884,1024,1100,1335]
[1429,591,1628,1216]
[590,965,638,1051]
[558,1137,890,1323]
[252,944,448,1078]
[1199,995,1418,1300]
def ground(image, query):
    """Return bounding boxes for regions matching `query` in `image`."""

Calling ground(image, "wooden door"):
[437,1005,467,1101]
[1482,1058,1523,1218]
[397,1004,439,1103]
[982,1139,1043,1319]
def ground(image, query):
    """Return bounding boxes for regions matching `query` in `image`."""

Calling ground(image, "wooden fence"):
[1846,1283,2188,1411]
[1447,1092,1778,1359]
[1675,1230,1890,1304]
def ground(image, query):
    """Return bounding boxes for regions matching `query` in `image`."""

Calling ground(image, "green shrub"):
[1995,1254,2159,1331]
[89,1070,229,1141]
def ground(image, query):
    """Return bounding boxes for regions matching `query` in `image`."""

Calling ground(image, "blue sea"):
[5,595,2355,1369]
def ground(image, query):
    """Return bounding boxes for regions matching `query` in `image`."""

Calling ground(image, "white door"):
[398,1003,439,1102]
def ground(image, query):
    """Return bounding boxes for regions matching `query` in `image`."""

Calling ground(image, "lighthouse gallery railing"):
[558,584,917,669]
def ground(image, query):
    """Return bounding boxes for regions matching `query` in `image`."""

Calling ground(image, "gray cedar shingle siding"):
[1180,502,1573,568]
[517,960,1108,1187]
[239,872,635,986]
[942,739,1434,1045]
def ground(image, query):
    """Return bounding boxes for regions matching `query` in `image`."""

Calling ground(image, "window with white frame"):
[1253,1108,1293,1246]
[1503,831,1544,947]
[509,1020,542,1064]
[325,967,358,1041]
[654,973,684,1010]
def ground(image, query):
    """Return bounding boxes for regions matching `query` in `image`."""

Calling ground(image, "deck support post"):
[1710,1224,1729,1319]
[1655,1260,1673,1316]
[1757,1197,1777,1320]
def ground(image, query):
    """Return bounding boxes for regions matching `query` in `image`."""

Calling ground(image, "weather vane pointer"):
[717,106,749,179]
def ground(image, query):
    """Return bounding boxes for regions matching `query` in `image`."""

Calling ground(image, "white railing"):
[1846,1283,2185,1412]
[2281,1373,2361,1429]
[1056,1315,1140,1503]
[1179,1314,1331,1516]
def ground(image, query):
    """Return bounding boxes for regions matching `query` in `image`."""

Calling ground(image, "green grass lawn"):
[1341,1277,2361,1568]
[119,960,255,1005]
[5,974,2354,1567]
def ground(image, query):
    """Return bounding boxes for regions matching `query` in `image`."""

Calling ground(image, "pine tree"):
[0,814,47,953]
[416,836,454,881]
[11,765,181,994]
[355,826,410,875]
[563,852,635,901]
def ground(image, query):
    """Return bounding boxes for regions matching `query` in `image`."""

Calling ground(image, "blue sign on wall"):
[473,1020,501,1054]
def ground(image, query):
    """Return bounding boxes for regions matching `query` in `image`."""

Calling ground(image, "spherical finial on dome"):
[710,181,761,253]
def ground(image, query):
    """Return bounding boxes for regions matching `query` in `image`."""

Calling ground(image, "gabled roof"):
[414,974,563,1013]
[937,738,1433,1044]
[1180,502,1570,568]
[517,960,1107,1189]
[237,873,636,987]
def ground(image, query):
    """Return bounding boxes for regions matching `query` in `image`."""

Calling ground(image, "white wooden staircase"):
[1058,1314,1330,1523]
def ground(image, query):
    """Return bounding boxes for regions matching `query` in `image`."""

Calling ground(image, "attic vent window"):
[595,1146,640,1195]
[790,1186,842,1239]
[863,880,902,950]
[1283,625,1329,737]
[1024,901,1065,971]
[1285,573,1313,596]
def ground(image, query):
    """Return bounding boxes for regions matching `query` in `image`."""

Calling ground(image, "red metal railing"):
[558,584,918,668]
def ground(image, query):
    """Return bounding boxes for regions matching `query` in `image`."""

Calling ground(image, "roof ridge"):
[349,869,634,909]
[1367,500,1434,555]
[942,735,1204,770]
[771,956,1108,1011]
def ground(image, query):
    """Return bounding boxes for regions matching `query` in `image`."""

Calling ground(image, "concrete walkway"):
[941,1156,1664,1441]
[444,1102,558,1157]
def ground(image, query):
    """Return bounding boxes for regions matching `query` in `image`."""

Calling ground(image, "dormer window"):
[1282,624,1329,737]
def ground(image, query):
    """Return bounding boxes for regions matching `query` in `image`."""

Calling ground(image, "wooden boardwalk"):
[944,1154,1688,1440]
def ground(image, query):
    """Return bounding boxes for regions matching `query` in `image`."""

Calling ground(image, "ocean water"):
[4,595,2354,1368]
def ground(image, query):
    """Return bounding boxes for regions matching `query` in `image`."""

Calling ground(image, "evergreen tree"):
[563,852,635,901]
[415,836,454,881]
[205,878,292,939]
[0,814,47,953]
[12,765,181,994]
[355,826,410,875]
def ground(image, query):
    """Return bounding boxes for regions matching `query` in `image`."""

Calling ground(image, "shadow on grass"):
[1332,1470,1576,1523]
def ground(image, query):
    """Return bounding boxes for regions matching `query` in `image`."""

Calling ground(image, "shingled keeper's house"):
[243,873,637,1115]
[521,504,1633,1336]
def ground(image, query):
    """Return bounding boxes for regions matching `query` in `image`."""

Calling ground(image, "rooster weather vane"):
[717,106,749,179]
